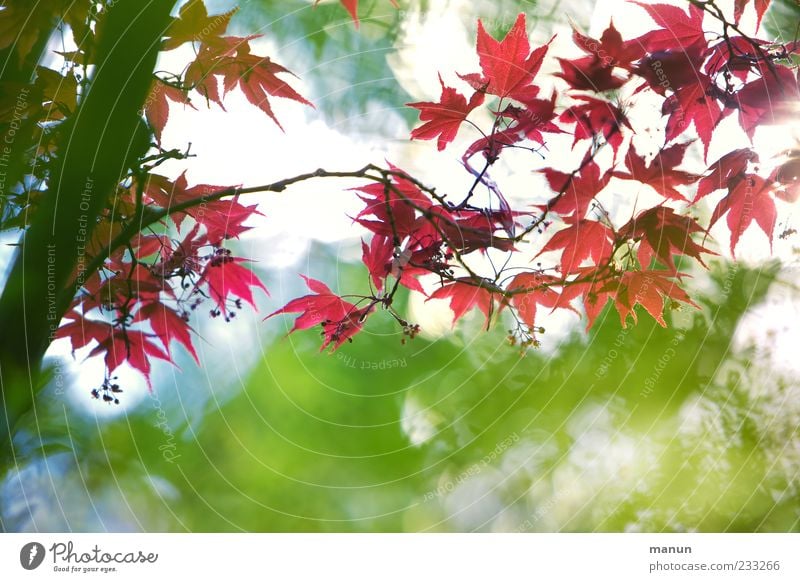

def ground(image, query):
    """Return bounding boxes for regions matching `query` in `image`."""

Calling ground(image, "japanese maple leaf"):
[90,329,171,387]
[551,266,617,330]
[633,2,707,52]
[134,302,199,363]
[506,272,563,329]
[556,55,628,92]
[163,0,238,50]
[192,197,261,244]
[79,264,165,314]
[221,43,314,130]
[408,75,485,151]
[132,233,170,260]
[613,142,700,201]
[499,91,563,145]
[544,161,612,219]
[734,0,772,29]
[633,48,707,96]
[465,95,561,161]
[661,75,722,159]
[433,207,516,253]
[462,127,524,164]
[57,313,170,387]
[558,96,631,159]
[620,206,715,271]
[144,173,258,242]
[200,254,268,313]
[611,270,697,327]
[460,14,552,102]
[733,65,800,140]
[570,20,646,71]
[706,37,768,82]
[145,172,217,209]
[709,174,778,255]
[362,236,427,294]
[56,313,115,353]
[429,278,497,326]
[155,223,208,282]
[694,148,757,202]
[144,79,195,144]
[184,35,257,108]
[557,20,644,91]
[362,235,394,292]
[537,220,615,275]
[353,163,432,239]
[266,276,372,350]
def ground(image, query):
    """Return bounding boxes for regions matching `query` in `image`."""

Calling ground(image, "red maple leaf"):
[200,252,268,313]
[556,55,628,92]
[537,220,615,275]
[706,37,768,82]
[144,80,195,144]
[145,172,228,209]
[661,75,722,159]
[733,65,800,140]
[184,35,254,109]
[462,127,524,164]
[633,48,707,97]
[498,91,562,145]
[266,276,372,350]
[145,173,258,242]
[552,266,617,330]
[460,14,552,102]
[362,235,428,294]
[91,329,171,386]
[184,36,312,129]
[354,168,433,240]
[221,42,314,129]
[620,206,715,271]
[694,148,757,202]
[362,235,394,292]
[709,174,778,255]
[132,233,170,260]
[558,95,631,159]
[733,0,772,29]
[544,161,612,219]
[56,313,170,387]
[571,20,647,71]
[428,278,497,326]
[613,142,700,201]
[506,272,563,329]
[408,75,485,151]
[134,302,199,363]
[610,270,698,327]
[141,78,194,144]
[56,313,115,353]
[634,2,707,52]
[556,19,644,91]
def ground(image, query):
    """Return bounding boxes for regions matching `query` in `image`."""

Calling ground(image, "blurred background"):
[1,0,799,532]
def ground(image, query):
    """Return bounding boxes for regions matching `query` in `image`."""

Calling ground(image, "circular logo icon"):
[20,542,46,570]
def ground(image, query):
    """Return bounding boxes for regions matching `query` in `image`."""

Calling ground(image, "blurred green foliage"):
[3,257,797,532]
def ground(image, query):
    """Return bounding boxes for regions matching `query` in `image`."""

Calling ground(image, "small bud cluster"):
[91,376,124,405]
